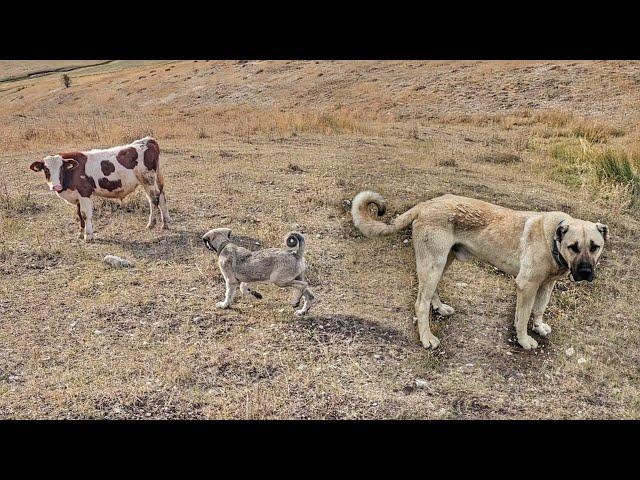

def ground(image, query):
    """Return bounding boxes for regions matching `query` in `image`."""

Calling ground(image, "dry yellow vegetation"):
[0,60,639,418]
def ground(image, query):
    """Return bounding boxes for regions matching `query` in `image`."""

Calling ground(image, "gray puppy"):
[202,228,316,316]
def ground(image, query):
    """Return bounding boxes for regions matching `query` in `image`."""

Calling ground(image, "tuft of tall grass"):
[594,150,640,198]
[550,139,640,205]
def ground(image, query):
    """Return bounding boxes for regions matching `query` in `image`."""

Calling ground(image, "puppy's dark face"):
[556,220,608,282]
[202,228,232,253]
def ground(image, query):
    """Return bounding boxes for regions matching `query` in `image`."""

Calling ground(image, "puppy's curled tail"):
[285,231,306,255]
[351,190,417,238]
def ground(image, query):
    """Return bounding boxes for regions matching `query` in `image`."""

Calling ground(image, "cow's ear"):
[596,223,609,242]
[64,159,79,170]
[29,161,44,172]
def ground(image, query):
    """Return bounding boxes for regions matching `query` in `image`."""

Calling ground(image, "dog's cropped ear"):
[64,159,79,170]
[29,160,44,172]
[555,223,569,243]
[596,223,609,242]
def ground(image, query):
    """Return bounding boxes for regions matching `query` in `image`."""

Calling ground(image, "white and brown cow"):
[29,136,169,242]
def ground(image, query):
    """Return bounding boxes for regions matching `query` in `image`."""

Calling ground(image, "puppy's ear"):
[64,159,79,170]
[29,161,44,172]
[596,223,609,242]
[219,228,232,238]
[555,223,569,242]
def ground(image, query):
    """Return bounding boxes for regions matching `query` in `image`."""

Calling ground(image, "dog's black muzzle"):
[572,262,595,282]
[203,237,215,252]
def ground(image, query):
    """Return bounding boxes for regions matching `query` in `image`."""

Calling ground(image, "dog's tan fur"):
[352,191,609,350]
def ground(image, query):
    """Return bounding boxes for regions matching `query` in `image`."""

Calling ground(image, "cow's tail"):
[351,190,417,238]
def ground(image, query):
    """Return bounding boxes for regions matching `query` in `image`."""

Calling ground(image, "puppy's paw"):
[216,301,229,309]
[518,334,539,350]
[294,309,307,317]
[435,304,455,316]
[533,322,552,336]
[420,333,440,349]
[84,234,94,243]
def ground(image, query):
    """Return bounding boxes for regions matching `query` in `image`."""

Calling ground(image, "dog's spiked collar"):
[552,221,569,270]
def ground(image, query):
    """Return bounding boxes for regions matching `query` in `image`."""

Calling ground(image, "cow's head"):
[29,155,78,192]
[555,219,609,282]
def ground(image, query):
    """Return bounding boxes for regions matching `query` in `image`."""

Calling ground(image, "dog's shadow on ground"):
[290,314,418,350]
[95,230,264,261]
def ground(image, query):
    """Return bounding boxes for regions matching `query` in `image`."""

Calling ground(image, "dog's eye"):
[590,243,600,253]
[568,244,580,253]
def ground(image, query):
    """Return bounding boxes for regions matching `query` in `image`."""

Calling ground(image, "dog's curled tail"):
[351,190,417,238]
[285,231,306,255]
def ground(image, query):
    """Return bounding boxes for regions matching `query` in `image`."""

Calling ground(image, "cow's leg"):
[141,183,159,229]
[78,197,94,242]
[154,170,170,229]
[158,189,170,230]
[76,202,85,238]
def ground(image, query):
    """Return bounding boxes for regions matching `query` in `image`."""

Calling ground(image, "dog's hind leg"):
[277,279,313,316]
[290,274,306,307]
[431,250,456,316]
[295,287,316,316]
[413,233,451,349]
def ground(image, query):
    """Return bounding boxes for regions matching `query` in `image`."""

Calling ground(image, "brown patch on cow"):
[60,152,95,197]
[101,160,116,176]
[116,147,138,169]
[449,204,495,230]
[143,139,160,171]
[98,177,123,192]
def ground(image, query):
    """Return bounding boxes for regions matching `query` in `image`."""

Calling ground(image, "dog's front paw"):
[435,304,455,316]
[518,334,539,350]
[420,333,441,349]
[533,322,552,337]
[216,301,229,309]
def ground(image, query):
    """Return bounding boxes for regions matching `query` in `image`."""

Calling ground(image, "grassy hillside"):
[0,60,638,418]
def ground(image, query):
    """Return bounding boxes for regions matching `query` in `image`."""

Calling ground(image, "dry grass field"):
[1,60,639,419]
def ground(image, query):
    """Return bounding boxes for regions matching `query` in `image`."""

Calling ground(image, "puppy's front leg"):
[216,280,237,309]
[514,278,541,349]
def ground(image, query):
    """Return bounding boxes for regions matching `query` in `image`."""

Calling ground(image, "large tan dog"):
[351,191,609,350]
